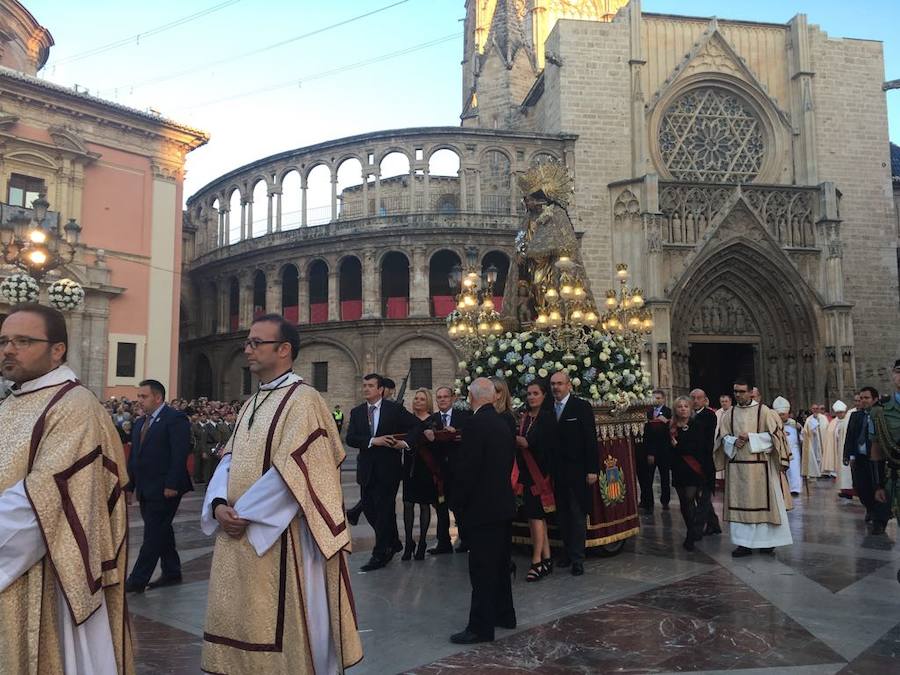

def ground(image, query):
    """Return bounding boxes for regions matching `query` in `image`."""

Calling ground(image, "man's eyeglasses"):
[0,336,52,350]
[733,389,749,394]
[242,338,285,350]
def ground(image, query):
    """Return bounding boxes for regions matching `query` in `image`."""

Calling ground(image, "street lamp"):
[0,194,79,281]
[446,251,503,359]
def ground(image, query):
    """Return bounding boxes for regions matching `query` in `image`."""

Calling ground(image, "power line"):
[176,32,461,112]
[52,0,244,66]
[99,0,412,96]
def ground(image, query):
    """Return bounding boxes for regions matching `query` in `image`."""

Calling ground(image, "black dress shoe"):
[556,556,572,568]
[124,580,145,594]
[428,544,454,555]
[731,546,753,558]
[571,562,584,576]
[704,526,722,536]
[360,557,388,572]
[450,629,493,644]
[495,618,517,629]
[392,540,404,554]
[147,575,182,590]
[347,505,362,527]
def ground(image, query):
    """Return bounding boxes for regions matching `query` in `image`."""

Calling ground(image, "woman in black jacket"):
[670,395,710,551]
[514,379,558,581]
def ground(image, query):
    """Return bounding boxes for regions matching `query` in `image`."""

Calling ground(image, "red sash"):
[418,445,445,504]
[511,414,556,513]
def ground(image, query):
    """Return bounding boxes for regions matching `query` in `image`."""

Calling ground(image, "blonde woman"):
[399,388,438,560]
[491,377,518,436]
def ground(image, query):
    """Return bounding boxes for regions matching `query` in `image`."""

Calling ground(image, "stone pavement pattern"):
[126,476,900,674]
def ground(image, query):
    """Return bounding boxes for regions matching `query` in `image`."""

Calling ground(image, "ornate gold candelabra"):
[446,247,503,360]
[601,263,653,348]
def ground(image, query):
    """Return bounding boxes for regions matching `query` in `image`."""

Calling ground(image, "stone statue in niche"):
[825,349,838,401]
[658,350,670,389]
[785,355,798,402]
[767,356,780,394]
[841,349,855,397]
[515,279,533,325]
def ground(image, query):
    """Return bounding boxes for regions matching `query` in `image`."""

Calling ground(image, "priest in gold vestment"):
[0,304,133,673]
[801,405,828,478]
[201,314,362,674]
[715,379,793,558]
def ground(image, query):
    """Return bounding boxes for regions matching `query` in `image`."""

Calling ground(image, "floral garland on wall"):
[454,330,652,410]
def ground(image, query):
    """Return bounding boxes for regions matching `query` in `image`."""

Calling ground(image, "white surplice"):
[0,366,117,674]
[201,372,337,675]
[722,431,793,549]
[784,425,803,495]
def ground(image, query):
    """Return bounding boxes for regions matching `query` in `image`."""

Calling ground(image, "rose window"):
[658,88,765,183]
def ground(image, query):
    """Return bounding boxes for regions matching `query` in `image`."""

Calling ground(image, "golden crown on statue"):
[516,160,574,207]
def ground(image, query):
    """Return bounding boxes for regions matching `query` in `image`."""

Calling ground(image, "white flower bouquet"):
[47,278,85,311]
[0,273,40,304]
[455,330,652,407]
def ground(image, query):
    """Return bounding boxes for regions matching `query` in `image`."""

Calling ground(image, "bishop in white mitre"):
[823,401,854,497]
[773,397,803,496]
[801,406,829,478]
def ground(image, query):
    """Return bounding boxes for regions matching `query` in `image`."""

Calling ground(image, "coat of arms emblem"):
[598,454,626,506]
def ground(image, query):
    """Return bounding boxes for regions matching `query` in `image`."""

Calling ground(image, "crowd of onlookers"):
[102,396,241,482]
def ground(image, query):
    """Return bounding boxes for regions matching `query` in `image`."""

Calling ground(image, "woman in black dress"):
[398,388,437,560]
[514,379,558,581]
[670,395,709,550]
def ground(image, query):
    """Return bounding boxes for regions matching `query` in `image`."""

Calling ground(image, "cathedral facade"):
[181,0,898,410]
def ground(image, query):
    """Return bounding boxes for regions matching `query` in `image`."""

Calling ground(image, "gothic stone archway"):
[669,200,824,409]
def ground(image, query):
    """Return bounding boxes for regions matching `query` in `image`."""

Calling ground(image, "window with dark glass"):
[410,358,432,390]
[312,361,328,392]
[115,342,137,378]
[7,174,45,208]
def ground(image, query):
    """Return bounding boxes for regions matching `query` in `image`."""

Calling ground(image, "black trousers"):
[362,463,402,560]
[129,496,182,586]
[638,449,671,507]
[554,480,587,564]
[852,456,891,526]
[466,520,515,639]
[434,501,452,547]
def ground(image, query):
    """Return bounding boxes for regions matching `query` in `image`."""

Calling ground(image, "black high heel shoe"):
[414,540,427,561]
[542,557,554,575]
[526,562,546,582]
[401,541,414,561]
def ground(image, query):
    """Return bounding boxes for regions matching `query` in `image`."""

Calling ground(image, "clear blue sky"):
[26,0,900,200]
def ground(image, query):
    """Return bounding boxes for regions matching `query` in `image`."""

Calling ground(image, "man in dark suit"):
[843,386,890,534]
[424,385,472,554]
[450,377,516,644]
[125,379,192,592]
[549,370,599,576]
[639,389,672,513]
[346,373,417,571]
[690,388,721,534]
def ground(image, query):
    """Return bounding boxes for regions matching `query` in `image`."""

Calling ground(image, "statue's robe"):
[784,419,803,495]
[0,365,133,674]
[715,402,793,549]
[801,414,827,478]
[201,373,362,674]
[823,415,849,482]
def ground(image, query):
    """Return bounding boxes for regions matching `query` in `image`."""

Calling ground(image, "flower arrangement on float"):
[0,272,40,304]
[454,329,652,410]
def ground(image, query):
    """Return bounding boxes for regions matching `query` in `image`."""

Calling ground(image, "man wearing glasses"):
[200,313,361,673]
[715,378,793,557]
[0,303,133,672]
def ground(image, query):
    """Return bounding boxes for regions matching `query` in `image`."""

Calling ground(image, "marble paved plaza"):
[127,469,900,674]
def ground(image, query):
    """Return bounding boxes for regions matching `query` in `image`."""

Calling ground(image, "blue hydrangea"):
[522,354,535,367]
[583,367,597,382]
[496,369,505,378]
[523,373,536,385]
[504,352,519,364]
[615,353,625,364]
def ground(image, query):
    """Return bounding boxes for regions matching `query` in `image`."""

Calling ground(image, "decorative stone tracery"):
[658,87,765,184]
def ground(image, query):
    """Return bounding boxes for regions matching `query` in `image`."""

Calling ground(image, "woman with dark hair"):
[670,395,709,551]
[513,378,558,581]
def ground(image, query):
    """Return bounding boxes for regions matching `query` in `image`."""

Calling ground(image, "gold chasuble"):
[715,402,791,526]
[0,370,133,673]
[202,379,362,674]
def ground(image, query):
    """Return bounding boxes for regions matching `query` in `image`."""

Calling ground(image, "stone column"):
[298,265,310,324]
[409,245,429,317]
[422,168,431,212]
[274,189,283,232]
[239,271,253,328]
[361,170,369,216]
[362,249,380,318]
[266,191,274,234]
[218,280,228,333]
[265,265,281,315]
[330,174,338,221]
[246,199,254,238]
[222,207,230,245]
[374,171,382,215]
[301,178,308,227]
[327,267,339,321]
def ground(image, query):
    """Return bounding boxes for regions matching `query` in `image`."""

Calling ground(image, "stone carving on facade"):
[657,348,670,389]
[613,188,640,222]
[785,353,798,403]
[801,347,815,404]
[841,347,855,397]
[767,354,781,394]
[688,287,759,335]
[658,87,765,184]
[825,346,838,400]
[643,213,663,253]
